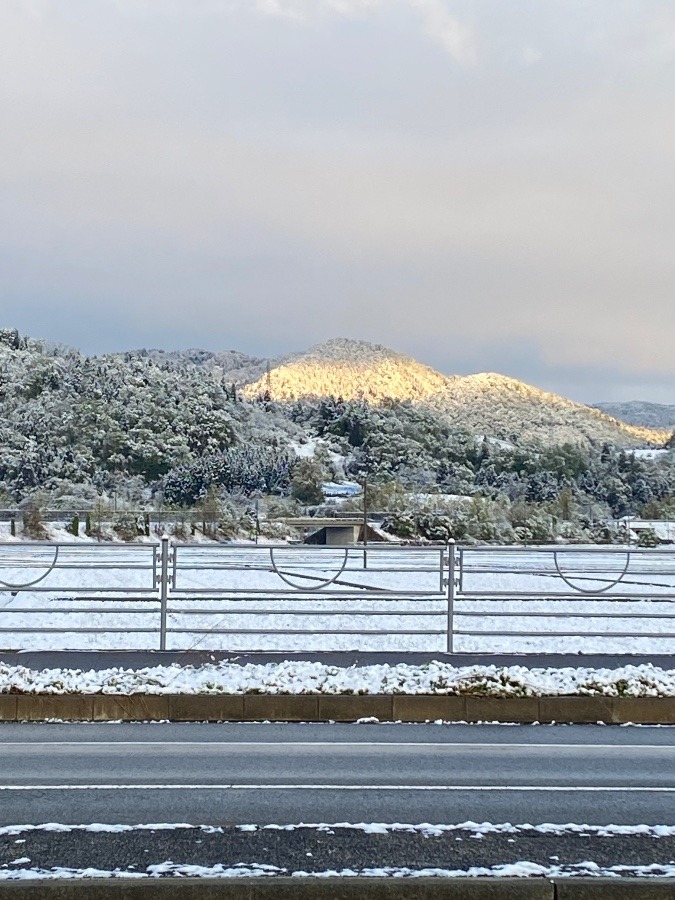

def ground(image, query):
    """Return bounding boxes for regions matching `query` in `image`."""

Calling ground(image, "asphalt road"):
[1,722,673,826]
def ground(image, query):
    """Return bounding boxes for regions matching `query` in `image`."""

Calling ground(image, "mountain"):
[243,339,667,448]
[430,373,665,448]
[593,401,675,432]
[242,338,448,403]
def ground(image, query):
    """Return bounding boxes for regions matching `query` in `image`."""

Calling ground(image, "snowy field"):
[0,537,674,653]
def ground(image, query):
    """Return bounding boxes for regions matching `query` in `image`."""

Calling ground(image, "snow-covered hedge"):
[1,660,674,697]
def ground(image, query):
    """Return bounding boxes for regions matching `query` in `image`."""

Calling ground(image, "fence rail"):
[1,540,674,651]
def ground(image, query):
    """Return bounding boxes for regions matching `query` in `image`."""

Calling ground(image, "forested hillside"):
[289,396,675,523]
[0,328,673,535]
[430,373,663,447]
[245,339,667,448]
[0,328,300,507]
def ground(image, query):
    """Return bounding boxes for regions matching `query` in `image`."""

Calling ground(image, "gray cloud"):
[0,0,673,403]
[252,0,475,63]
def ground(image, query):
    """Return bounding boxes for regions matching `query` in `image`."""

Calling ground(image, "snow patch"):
[3,822,675,880]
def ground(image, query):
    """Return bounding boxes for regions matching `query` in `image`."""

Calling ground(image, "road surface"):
[1,722,673,826]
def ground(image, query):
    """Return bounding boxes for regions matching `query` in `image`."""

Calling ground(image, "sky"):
[1,0,674,404]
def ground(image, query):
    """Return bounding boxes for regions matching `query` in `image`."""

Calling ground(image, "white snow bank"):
[1,660,674,696]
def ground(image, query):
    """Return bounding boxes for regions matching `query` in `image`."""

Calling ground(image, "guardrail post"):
[446,539,456,654]
[158,536,170,651]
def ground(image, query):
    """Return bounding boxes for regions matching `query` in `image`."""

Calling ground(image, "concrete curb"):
[554,880,675,898]
[1,694,674,724]
[0,879,674,899]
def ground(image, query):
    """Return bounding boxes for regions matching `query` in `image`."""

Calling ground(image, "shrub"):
[22,502,47,539]
[637,527,660,548]
[112,513,142,542]
[382,513,416,539]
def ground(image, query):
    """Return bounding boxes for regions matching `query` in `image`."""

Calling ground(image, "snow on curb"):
[1,660,674,697]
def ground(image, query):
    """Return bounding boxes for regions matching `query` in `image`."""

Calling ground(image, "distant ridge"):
[119,348,271,384]
[430,372,664,447]
[593,401,675,432]
[243,338,668,448]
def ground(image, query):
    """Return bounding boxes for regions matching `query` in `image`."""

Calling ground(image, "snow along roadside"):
[3,821,674,837]
[1,660,674,697]
[2,823,675,880]
[4,862,675,879]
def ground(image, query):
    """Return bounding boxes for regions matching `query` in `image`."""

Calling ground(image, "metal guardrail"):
[0,540,674,651]
[0,541,447,651]
[451,544,675,651]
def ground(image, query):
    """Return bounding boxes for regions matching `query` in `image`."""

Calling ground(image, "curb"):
[1,878,674,899]
[1,694,674,724]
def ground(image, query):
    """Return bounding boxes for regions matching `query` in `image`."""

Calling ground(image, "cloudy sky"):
[1,1,674,403]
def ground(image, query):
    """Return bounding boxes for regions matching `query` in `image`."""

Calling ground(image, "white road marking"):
[0,741,671,750]
[1,784,674,792]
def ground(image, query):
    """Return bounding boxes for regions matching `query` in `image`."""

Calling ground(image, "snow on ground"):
[618,519,675,543]
[289,437,348,474]
[0,543,674,653]
[321,481,360,497]
[630,449,670,460]
[1,659,674,696]
[5,861,675,880]
[2,823,675,880]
